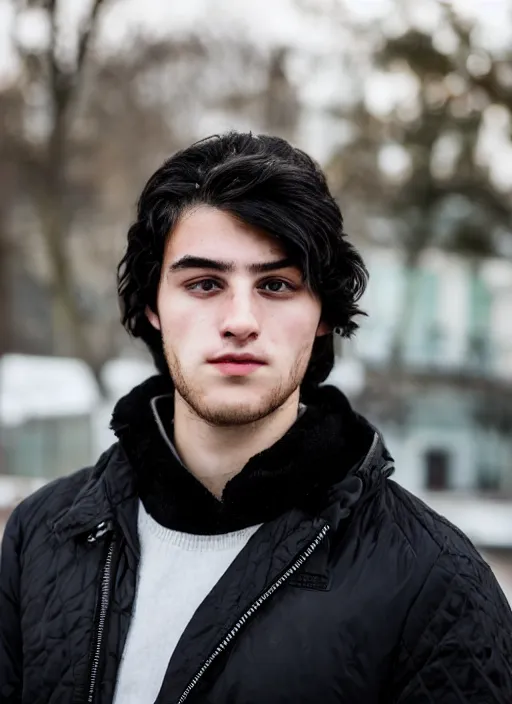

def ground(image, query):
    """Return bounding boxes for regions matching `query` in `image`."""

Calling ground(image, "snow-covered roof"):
[0,354,100,426]
[101,358,155,398]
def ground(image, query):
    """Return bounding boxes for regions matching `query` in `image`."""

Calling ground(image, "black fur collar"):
[111,375,375,534]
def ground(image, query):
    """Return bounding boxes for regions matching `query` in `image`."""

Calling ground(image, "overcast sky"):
[1,0,511,81]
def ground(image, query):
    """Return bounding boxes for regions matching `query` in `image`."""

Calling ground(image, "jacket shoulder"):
[383,481,512,698]
[384,478,487,564]
[383,479,511,633]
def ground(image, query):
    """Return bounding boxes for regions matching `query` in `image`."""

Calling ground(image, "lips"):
[209,354,266,364]
[208,354,267,376]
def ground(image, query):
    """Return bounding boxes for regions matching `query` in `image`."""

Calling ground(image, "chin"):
[204,408,272,427]
[177,378,293,426]
[197,394,279,427]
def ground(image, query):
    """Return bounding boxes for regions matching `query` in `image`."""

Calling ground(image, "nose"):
[220,290,260,341]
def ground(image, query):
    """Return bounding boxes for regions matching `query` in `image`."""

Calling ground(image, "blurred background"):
[1,0,512,600]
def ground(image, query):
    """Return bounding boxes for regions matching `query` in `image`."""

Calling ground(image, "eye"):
[186,278,221,293]
[260,279,295,294]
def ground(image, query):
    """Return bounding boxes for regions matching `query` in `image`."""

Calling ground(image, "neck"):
[173,390,301,499]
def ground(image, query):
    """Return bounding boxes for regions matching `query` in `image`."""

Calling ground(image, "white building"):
[328,247,512,498]
[0,354,154,479]
[352,247,512,379]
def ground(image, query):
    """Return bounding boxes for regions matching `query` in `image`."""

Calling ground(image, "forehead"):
[164,206,287,264]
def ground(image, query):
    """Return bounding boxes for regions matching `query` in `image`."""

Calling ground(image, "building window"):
[1,414,93,478]
[467,271,492,371]
[405,269,440,365]
[424,448,451,490]
[476,466,501,494]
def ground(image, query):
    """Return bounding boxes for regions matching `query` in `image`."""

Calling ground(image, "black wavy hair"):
[118,131,368,395]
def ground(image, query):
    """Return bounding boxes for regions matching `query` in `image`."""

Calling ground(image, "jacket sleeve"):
[392,551,512,703]
[0,507,23,704]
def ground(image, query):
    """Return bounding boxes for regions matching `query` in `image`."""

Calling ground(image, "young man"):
[1,133,511,704]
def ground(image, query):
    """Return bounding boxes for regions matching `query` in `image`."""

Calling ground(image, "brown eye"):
[261,279,294,294]
[187,279,221,293]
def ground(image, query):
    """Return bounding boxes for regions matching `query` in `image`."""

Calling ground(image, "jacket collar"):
[112,375,392,533]
[50,444,138,546]
[51,375,394,542]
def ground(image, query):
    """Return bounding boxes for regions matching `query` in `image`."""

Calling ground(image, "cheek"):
[158,297,212,350]
[270,305,321,353]
[157,297,186,339]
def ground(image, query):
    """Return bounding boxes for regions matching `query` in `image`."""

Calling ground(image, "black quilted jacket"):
[1,380,512,704]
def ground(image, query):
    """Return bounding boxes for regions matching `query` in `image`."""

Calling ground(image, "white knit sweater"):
[112,502,261,704]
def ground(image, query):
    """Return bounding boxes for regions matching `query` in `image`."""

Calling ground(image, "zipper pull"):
[87,520,114,543]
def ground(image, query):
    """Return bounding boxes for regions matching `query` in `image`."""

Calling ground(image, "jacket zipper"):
[87,525,116,704]
[176,523,330,704]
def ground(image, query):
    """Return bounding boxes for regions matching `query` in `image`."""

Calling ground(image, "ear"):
[146,305,161,331]
[316,320,331,337]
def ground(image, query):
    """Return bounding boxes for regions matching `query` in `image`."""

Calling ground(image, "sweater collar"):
[110,375,384,534]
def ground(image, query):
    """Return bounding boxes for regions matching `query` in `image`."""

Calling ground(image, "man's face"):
[147,206,327,426]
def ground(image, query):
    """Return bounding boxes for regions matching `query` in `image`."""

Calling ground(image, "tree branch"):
[75,0,107,85]
[46,0,68,105]
[48,0,108,112]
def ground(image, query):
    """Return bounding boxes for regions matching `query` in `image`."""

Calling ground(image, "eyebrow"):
[167,255,295,275]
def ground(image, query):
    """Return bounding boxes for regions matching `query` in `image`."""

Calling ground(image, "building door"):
[425,448,451,490]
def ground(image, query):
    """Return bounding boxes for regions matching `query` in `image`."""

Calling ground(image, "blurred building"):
[0,355,154,478]
[343,246,512,498]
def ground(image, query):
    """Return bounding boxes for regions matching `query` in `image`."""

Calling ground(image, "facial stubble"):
[162,338,313,427]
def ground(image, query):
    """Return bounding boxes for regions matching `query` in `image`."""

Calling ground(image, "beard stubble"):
[163,339,312,427]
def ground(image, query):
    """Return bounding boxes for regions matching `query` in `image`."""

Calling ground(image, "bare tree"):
[10,0,111,392]
[4,9,302,396]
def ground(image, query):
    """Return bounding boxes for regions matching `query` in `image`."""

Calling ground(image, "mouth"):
[208,355,267,376]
